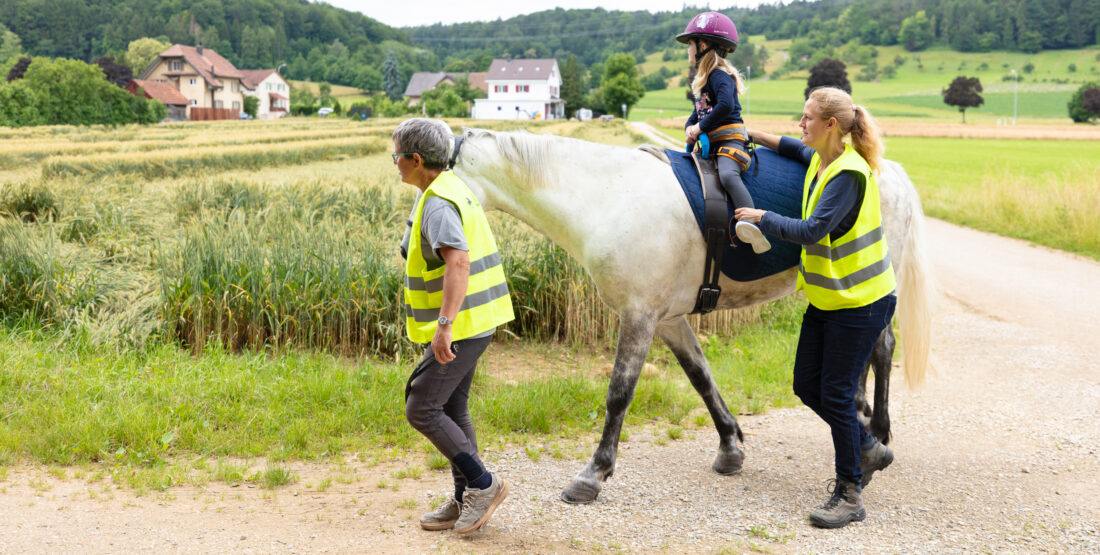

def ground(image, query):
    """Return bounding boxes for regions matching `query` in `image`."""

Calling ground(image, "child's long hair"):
[807,86,885,172]
[690,39,745,99]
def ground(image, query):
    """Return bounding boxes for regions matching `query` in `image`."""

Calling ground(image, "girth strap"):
[690,151,728,314]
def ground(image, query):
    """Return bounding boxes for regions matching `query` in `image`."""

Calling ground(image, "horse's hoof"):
[561,478,601,504]
[712,448,744,475]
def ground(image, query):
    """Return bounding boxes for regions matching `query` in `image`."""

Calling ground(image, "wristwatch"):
[437,316,453,326]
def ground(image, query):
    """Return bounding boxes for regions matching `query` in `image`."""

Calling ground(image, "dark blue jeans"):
[792,294,896,486]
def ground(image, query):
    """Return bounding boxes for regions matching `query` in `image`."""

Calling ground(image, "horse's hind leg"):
[866,325,895,444]
[561,308,658,504]
[657,316,744,475]
[855,363,873,425]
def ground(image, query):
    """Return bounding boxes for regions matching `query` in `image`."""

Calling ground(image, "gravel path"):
[1,217,1097,554]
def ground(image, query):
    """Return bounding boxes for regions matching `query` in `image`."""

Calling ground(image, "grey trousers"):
[404,334,493,490]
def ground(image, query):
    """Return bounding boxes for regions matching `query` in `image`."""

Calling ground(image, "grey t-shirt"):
[400,192,494,339]
[401,194,468,270]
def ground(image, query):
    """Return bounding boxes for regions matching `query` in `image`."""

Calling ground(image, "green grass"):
[889,137,1100,259]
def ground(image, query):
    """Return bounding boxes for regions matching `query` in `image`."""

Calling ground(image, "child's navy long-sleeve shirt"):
[758,136,865,245]
[685,70,742,133]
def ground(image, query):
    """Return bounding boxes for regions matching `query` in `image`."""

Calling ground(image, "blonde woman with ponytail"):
[736,87,897,529]
[676,11,771,254]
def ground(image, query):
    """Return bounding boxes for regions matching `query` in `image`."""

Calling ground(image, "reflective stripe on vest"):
[404,171,514,343]
[796,144,897,310]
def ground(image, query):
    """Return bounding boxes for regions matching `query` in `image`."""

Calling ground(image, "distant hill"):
[1,0,1096,91]
[407,0,1099,71]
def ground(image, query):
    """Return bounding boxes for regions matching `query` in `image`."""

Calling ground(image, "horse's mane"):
[463,128,555,190]
[463,128,654,190]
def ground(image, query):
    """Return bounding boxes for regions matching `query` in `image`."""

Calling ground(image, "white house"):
[472,58,565,120]
[241,69,290,119]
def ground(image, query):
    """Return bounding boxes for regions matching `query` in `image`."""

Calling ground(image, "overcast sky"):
[324,1,785,29]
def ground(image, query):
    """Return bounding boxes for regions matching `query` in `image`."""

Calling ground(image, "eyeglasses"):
[391,152,416,162]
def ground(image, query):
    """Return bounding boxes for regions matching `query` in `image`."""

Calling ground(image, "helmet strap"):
[694,43,728,63]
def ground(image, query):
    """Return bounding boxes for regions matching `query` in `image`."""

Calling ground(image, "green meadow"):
[633,42,1099,122]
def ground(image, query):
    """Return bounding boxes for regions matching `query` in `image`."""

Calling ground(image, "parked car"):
[318,107,334,116]
[239,112,253,120]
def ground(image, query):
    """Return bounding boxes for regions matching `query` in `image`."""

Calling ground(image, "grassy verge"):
[0,295,801,486]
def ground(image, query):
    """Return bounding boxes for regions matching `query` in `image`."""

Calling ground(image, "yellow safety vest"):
[404,171,514,343]
[797,144,897,310]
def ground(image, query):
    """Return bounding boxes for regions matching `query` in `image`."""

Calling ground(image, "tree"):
[382,51,404,102]
[126,37,170,74]
[805,58,851,99]
[1083,88,1100,115]
[640,73,667,91]
[942,76,984,123]
[599,53,645,118]
[560,54,585,118]
[94,56,132,88]
[0,24,22,62]
[898,10,933,51]
[6,56,30,82]
[289,84,316,114]
[318,82,332,107]
[0,57,165,126]
[0,79,43,126]
[243,95,259,119]
[1067,82,1100,123]
[421,83,466,117]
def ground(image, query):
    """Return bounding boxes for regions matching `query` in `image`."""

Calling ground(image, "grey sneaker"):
[454,474,508,534]
[860,439,894,487]
[419,496,460,531]
[809,479,866,529]
[735,220,772,254]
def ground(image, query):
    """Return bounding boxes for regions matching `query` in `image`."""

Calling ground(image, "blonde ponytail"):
[808,87,885,171]
[850,105,884,172]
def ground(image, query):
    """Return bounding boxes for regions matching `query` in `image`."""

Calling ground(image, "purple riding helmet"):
[676,11,739,54]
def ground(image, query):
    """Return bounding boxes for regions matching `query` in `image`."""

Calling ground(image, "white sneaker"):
[735,220,772,254]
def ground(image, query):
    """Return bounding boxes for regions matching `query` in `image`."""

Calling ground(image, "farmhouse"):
[472,59,564,120]
[125,79,188,121]
[138,44,246,120]
[241,69,290,119]
[403,71,489,107]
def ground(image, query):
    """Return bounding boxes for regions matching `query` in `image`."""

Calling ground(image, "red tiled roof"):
[467,72,488,94]
[127,79,188,106]
[158,44,243,89]
[240,69,278,90]
[269,92,288,100]
[487,59,558,80]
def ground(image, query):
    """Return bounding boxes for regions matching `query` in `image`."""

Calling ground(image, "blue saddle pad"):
[665,146,806,282]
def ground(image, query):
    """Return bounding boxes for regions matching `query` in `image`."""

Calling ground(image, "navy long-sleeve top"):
[758,136,865,245]
[685,70,743,133]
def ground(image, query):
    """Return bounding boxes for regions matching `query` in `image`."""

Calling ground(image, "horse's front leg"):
[868,325,895,444]
[561,308,657,504]
[657,316,744,475]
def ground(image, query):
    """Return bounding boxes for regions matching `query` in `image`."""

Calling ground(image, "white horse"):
[451,128,934,504]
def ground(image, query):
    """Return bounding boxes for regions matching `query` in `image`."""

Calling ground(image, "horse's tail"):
[891,164,936,387]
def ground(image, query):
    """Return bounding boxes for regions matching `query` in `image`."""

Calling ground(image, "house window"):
[214,100,223,108]
[189,79,197,86]
[266,83,272,91]
[517,85,529,93]
[189,99,197,106]
[171,61,182,71]
[232,101,240,110]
